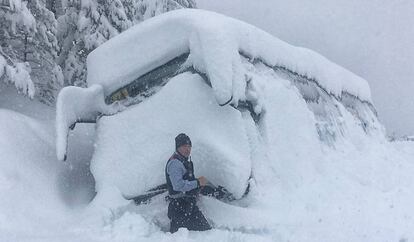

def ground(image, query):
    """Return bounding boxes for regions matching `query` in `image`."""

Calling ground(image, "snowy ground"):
[1,9,414,242]
[1,77,414,241]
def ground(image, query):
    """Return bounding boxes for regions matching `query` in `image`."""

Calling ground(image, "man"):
[165,133,212,233]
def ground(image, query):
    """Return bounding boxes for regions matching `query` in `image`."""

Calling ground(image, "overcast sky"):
[197,0,414,136]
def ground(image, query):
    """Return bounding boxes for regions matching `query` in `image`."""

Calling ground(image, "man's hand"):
[198,176,207,187]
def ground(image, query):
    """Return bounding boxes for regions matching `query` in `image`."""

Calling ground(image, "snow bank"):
[91,73,252,201]
[0,109,67,233]
[55,85,119,160]
[87,9,372,106]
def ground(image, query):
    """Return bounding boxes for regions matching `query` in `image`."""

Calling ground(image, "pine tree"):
[0,0,63,103]
[1,0,196,103]
[57,0,126,87]
[57,0,196,87]
[26,0,63,104]
[0,0,37,98]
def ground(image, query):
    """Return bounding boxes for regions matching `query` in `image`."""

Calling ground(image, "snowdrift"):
[91,73,252,199]
[57,8,382,161]
[56,7,385,205]
[0,109,67,233]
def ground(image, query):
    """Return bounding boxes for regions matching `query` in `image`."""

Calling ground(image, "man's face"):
[177,144,192,158]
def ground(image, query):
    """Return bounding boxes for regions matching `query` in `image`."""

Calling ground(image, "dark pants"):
[167,197,211,233]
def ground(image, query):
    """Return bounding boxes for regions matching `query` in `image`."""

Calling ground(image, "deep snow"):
[57,9,377,163]
[91,73,251,200]
[2,71,414,241]
[86,67,412,241]
[2,9,414,242]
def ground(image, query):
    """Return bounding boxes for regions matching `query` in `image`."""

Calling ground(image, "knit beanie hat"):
[175,133,192,149]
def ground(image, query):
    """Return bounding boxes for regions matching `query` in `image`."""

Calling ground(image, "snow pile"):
[0,93,102,239]
[2,69,413,241]
[86,67,414,241]
[56,8,379,163]
[0,109,67,233]
[87,9,372,106]
[91,73,252,201]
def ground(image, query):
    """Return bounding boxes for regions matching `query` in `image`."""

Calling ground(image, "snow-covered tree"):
[26,0,63,104]
[56,0,129,87]
[57,0,196,87]
[1,0,195,101]
[0,0,36,98]
[0,0,63,103]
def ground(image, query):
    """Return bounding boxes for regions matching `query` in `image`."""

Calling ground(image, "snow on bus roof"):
[87,9,372,106]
